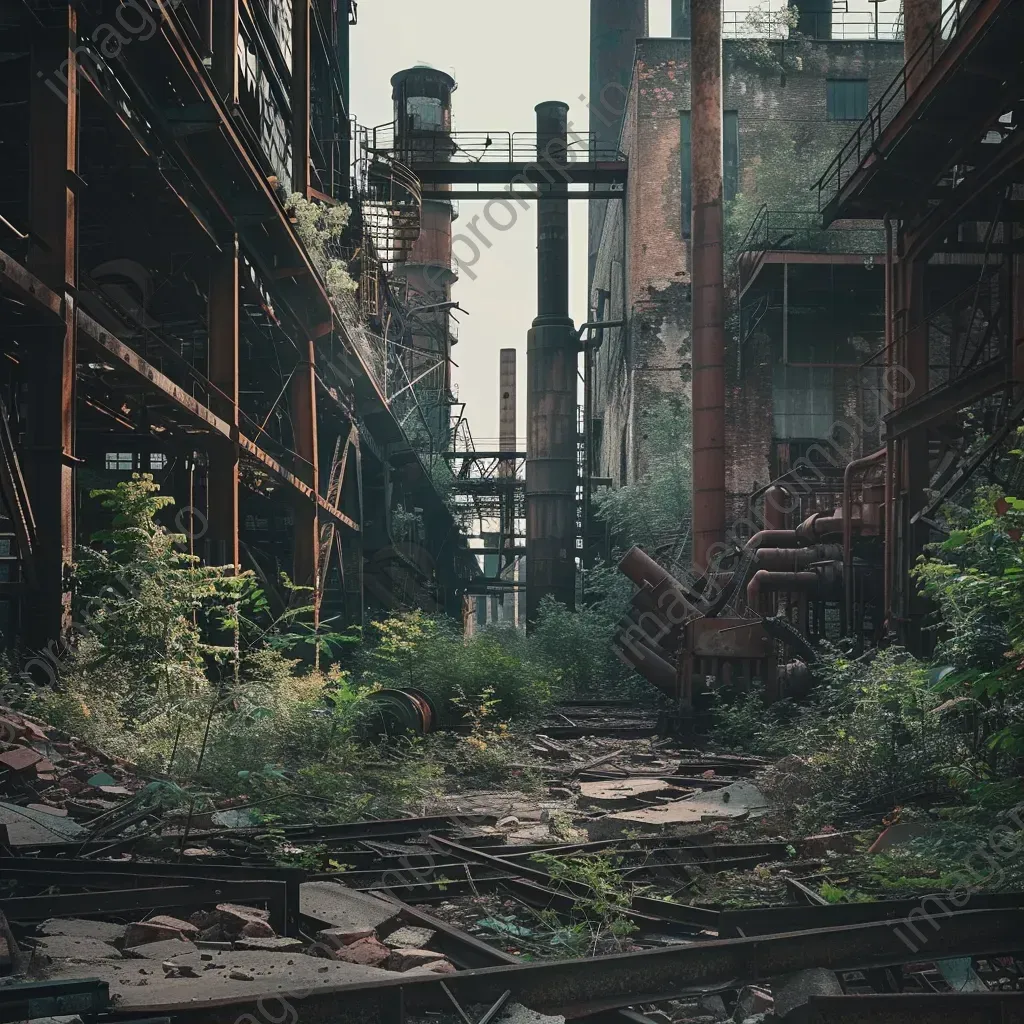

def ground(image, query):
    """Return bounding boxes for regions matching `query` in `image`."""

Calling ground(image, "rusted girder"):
[75,305,357,534]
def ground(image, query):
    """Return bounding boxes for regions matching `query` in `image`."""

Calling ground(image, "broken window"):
[105,452,135,472]
[826,79,868,121]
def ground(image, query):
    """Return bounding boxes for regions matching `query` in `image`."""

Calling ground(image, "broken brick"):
[386,947,446,972]
[327,936,390,967]
[216,904,270,938]
[424,958,456,974]
[239,919,274,939]
[0,747,43,772]
[123,916,199,947]
[317,927,375,949]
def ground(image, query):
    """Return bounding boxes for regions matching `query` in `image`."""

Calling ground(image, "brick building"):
[590,33,906,548]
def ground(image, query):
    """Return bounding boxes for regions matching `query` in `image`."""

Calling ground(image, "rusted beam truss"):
[0,251,358,537]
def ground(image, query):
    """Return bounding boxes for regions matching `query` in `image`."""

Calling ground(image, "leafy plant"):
[284,192,357,302]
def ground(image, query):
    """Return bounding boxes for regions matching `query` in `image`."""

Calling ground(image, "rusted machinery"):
[615,452,887,713]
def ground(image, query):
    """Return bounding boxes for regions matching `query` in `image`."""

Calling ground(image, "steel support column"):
[24,10,79,648]
[904,0,942,93]
[291,341,320,612]
[212,0,239,103]
[892,252,929,647]
[291,0,310,196]
[690,0,726,574]
[527,101,577,624]
[207,240,240,570]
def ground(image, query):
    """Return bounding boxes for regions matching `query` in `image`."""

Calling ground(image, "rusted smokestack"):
[589,0,647,286]
[904,0,942,93]
[499,349,517,624]
[527,102,577,624]
[690,0,726,574]
[499,349,517,473]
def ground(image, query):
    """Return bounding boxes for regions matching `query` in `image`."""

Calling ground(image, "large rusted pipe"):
[527,101,577,624]
[904,0,942,94]
[763,485,792,532]
[690,0,726,574]
[754,545,842,572]
[843,448,886,635]
[794,513,844,545]
[619,546,698,622]
[615,629,679,698]
[747,570,818,614]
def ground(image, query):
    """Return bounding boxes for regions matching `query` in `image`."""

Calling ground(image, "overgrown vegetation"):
[284,192,357,302]
[595,397,692,556]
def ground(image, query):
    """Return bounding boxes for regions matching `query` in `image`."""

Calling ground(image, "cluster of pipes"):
[615,454,887,704]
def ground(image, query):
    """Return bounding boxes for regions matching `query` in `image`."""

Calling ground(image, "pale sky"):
[349,0,893,448]
[351,1,673,448]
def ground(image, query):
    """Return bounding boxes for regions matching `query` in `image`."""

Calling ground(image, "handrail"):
[816,0,976,214]
[365,123,626,165]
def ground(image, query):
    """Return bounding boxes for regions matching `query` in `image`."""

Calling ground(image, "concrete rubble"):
[1,706,1017,1024]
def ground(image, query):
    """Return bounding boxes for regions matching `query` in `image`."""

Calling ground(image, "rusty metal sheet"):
[689,618,773,658]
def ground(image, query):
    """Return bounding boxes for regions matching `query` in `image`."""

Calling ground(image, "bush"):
[355,611,558,722]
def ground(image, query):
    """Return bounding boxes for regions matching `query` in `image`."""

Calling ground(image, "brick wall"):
[591,34,905,537]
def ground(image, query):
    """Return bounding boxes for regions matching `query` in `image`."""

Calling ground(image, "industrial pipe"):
[703,529,801,616]
[843,448,886,636]
[615,629,679,699]
[526,101,577,623]
[754,544,842,572]
[746,570,818,615]
[690,0,726,573]
[763,485,793,531]
[794,513,844,545]
[619,546,699,614]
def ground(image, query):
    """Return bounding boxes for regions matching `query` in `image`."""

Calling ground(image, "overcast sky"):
[349,0,892,448]
[350,1,674,448]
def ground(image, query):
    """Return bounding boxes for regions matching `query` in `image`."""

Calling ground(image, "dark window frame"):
[826,79,869,121]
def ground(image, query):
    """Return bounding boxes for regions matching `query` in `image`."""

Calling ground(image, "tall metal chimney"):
[588,0,647,288]
[690,0,726,574]
[527,102,577,623]
[499,348,517,624]
[391,65,458,447]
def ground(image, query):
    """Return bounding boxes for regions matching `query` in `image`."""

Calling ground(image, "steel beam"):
[207,239,241,569]
[0,979,109,1024]
[292,340,321,608]
[75,307,357,533]
[292,0,311,195]
[885,358,1008,439]
[0,881,288,933]
[794,993,1024,1024]
[24,10,79,648]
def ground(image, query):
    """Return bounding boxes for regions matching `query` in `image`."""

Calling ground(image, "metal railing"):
[736,206,885,290]
[739,207,886,255]
[367,125,626,165]
[721,3,903,40]
[816,0,979,214]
